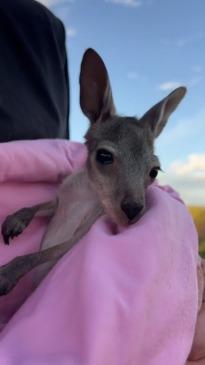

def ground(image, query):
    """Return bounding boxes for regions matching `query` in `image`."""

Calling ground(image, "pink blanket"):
[0,140,200,365]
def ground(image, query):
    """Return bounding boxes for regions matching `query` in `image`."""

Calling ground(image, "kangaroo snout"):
[120,198,144,222]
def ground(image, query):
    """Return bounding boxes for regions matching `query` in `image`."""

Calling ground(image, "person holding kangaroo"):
[0,49,204,364]
[0,49,187,293]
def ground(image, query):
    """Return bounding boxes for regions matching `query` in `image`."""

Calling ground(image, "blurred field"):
[189,206,205,258]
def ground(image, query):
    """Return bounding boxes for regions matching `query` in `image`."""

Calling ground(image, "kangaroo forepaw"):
[2,216,26,245]
[1,207,37,245]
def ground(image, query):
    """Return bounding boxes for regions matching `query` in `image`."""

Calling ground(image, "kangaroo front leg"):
[0,205,102,295]
[0,243,69,296]
[2,199,58,245]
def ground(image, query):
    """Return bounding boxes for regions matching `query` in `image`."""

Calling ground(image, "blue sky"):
[39,0,205,205]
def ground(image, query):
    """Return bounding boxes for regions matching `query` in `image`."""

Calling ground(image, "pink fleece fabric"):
[0,140,199,365]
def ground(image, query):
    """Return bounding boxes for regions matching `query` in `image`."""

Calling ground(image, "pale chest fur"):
[41,169,102,249]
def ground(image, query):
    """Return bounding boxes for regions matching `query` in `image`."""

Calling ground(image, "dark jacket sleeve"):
[0,0,69,141]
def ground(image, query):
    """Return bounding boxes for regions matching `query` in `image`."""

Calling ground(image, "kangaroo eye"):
[96,149,114,165]
[150,168,159,179]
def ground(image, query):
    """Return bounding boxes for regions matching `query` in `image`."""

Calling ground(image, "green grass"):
[189,206,205,258]
[199,241,205,258]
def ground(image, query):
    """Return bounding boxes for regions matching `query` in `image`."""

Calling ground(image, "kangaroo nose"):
[121,199,143,221]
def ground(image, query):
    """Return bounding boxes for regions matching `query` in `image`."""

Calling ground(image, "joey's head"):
[79,48,187,226]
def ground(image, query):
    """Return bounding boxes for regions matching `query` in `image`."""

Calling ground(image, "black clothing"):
[0,0,69,141]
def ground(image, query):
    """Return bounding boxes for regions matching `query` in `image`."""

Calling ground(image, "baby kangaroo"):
[0,48,186,295]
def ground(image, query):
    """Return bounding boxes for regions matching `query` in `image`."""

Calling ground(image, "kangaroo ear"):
[79,48,116,124]
[140,87,187,138]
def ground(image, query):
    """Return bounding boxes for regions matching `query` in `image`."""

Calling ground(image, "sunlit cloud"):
[156,107,205,206]
[159,75,202,91]
[159,81,182,91]
[170,154,205,178]
[105,0,142,7]
[158,154,205,205]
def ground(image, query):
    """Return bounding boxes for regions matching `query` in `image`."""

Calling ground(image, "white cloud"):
[156,107,205,206]
[158,75,202,91]
[105,0,142,7]
[159,81,182,91]
[66,27,77,38]
[127,72,140,80]
[170,155,205,178]
[158,154,205,205]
